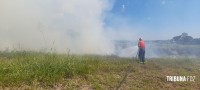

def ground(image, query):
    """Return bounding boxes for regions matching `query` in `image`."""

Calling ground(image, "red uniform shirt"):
[138,40,145,49]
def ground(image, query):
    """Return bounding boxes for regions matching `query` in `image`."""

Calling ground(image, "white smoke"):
[0,0,114,54]
[118,46,138,57]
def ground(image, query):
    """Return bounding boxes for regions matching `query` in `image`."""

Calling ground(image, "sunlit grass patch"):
[0,51,199,89]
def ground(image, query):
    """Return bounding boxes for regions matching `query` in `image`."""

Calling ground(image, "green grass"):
[0,51,199,89]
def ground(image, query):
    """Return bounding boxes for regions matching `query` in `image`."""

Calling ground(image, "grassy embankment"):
[0,51,199,90]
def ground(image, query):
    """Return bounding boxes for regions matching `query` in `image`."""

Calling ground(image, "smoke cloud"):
[0,0,114,54]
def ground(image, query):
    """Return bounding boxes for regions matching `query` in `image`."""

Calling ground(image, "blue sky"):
[105,0,200,40]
